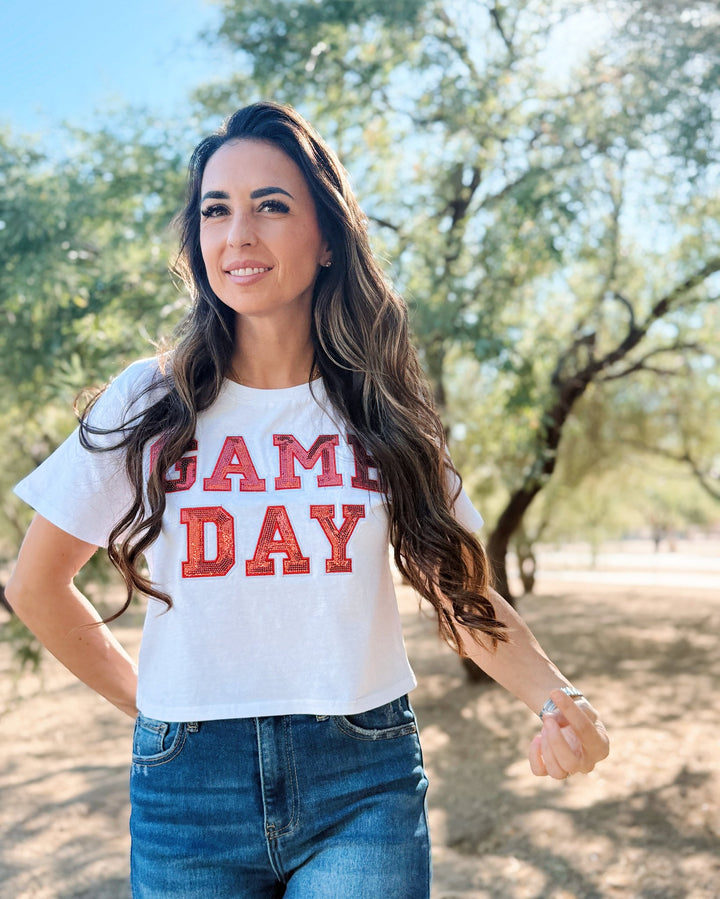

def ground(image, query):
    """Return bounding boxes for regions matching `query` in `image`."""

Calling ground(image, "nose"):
[227,211,256,248]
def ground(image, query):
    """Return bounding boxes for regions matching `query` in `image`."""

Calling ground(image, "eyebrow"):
[250,186,294,200]
[200,190,230,203]
[200,186,294,203]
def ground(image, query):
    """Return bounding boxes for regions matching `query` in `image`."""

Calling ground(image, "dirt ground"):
[1,560,719,898]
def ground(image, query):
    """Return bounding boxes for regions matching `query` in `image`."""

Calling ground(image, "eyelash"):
[200,204,227,218]
[259,199,290,214]
[200,199,290,218]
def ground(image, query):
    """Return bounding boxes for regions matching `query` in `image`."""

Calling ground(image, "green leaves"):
[0,119,191,553]
[193,0,720,592]
[2,0,718,598]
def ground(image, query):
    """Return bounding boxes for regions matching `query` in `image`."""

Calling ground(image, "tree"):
[0,117,190,646]
[2,1,717,674]
[195,0,720,598]
[613,352,720,507]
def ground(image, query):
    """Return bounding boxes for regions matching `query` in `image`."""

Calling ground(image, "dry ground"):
[1,568,719,898]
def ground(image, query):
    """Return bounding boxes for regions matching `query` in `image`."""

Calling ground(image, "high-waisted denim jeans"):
[129,695,431,897]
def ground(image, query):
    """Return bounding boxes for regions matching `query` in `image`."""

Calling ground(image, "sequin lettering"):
[179,501,370,580]
[346,434,382,493]
[245,506,311,576]
[274,434,343,489]
[149,438,198,492]
[310,504,366,573]
[180,506,236,577]
[203,436,266,492]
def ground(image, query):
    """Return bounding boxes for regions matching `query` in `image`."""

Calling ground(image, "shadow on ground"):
[404,582,720,898]
[2,585,719,898]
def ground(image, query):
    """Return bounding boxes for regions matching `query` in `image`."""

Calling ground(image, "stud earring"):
[322,260,332,267]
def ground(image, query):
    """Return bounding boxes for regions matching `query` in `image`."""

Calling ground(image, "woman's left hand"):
[528,689,609,779]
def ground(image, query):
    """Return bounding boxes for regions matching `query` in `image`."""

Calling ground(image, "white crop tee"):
[14,358,483,721]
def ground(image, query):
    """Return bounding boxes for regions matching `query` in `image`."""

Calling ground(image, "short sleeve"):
[453,486,484,532]
[445,461,484,532]
[13,358,163,548]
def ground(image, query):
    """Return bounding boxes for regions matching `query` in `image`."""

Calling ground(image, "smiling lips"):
[228,266,272,276]
[224,261,274,284]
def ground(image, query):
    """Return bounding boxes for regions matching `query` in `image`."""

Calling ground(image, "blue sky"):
[1,0,613,139]
[0,0,234,135]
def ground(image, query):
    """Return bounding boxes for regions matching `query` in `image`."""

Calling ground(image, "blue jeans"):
[129,696,431,897]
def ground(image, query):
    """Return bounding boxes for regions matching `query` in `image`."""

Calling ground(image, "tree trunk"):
[462,371,595,680]
[460,486,544,682]
[515,527,538,594]
[486,485,544,602]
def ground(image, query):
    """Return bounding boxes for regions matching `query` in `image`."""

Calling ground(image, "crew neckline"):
[220,376,325,404]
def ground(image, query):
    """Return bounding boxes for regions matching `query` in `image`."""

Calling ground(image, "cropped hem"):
[137,674,418,723]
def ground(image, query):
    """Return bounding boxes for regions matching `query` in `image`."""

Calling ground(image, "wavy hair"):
[81,101,506,651]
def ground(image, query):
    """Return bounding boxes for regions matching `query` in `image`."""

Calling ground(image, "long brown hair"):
[81,101,506,652]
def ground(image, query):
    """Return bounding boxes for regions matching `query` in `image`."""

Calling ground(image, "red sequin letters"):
[246,506,311,576]
[310,504,366,573]
[273,434,343,489]
[346,434,382,492]
[203,436,266,492]
[180,506,236,577]
[149,439,198,493]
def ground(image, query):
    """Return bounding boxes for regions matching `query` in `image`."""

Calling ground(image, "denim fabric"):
[129,696,431,897]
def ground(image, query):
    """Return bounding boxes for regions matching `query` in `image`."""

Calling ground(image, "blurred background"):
[1,0,718,609]
[1,0,719,597]
[1,3,719,897]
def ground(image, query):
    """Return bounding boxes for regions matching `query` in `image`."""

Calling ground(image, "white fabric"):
[15,358,483,722]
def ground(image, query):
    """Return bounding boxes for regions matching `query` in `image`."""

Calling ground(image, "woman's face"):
[199,139,331,327]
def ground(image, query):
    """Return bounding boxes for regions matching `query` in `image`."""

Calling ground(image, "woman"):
[7,102,608,898]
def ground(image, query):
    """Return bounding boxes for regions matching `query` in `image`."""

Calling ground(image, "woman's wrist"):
[538,685,584,719]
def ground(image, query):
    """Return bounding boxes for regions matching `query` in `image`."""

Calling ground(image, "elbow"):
[0,583,13,615]
[4,565,40,617]
[4,568,24,614]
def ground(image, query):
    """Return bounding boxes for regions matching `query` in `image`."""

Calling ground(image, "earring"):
[323,260,332,267]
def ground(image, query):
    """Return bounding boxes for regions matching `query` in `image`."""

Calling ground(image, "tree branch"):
[489,2,514,57]
[550,331,597,389]
[480,165,545,210]
[599,341,703,381]
[368,215,401,232]
[586,258,720,380]
[685,455,720,502]
[609,291,637,330]
[443,165,482,226]
[436,7,486,84]
[622,438,720,502]
[488,258,720,597]
[643,258,720,330]
[601,363,681,380]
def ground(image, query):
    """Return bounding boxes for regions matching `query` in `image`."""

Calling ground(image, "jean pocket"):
[132,714,190,767]
[333,696,418,741]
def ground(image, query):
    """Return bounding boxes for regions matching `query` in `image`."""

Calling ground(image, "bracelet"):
[539,686,584,719]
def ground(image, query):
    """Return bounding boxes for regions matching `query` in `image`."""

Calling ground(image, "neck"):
[229,315,316,389]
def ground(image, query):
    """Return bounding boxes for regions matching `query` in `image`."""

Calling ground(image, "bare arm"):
[459,588,572,715]
[5,514,138,719]
[458,588,609,778]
